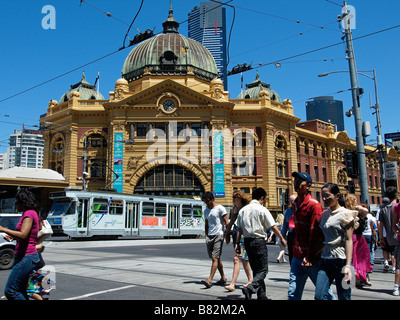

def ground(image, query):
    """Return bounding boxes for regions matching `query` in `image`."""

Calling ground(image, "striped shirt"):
[292,193,324,261]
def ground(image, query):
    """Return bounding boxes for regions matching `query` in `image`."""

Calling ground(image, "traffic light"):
[342,150,359,179]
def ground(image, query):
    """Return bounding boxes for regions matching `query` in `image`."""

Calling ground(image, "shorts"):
[206,234,224,259]
[382,237,395,254]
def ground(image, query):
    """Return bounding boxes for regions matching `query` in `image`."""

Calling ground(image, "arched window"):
[82,133,107,178]
[275,134,287,150]
[135,165,204,196]
[232,130,257,177]
[50,137,65,174]
[313,142,318,157]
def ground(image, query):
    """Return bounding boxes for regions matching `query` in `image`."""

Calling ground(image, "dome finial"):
[163,0,179,33]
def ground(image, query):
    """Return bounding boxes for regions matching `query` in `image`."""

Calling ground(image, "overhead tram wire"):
[1,15,399,104]
[225,23,400,78]
[79,0,130,26]
[0,0,147,104]
[0,49,123,104]
[232,4,340,32]
[121,0,145,50]
[0,0,230,104]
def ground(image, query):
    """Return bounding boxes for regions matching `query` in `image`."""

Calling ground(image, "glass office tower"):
[188,2,228,89]
[306,96,345,132]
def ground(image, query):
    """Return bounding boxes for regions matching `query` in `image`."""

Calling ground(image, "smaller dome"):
[60,72,104,103]
[237,72,281,103]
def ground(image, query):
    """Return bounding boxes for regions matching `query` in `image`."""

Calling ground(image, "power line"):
[249,24,400,74]
[79,0,130,26]
[233,4,340,32]
[121,0,145,49]
[1,22,399,104]
[0,49,124,104]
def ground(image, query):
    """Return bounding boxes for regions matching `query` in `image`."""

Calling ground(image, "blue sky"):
[0,0,399,154]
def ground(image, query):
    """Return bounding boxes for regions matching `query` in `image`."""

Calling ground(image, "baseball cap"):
[292,172,312,184]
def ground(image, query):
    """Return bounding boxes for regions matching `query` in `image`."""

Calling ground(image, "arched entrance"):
[134,164,205,196]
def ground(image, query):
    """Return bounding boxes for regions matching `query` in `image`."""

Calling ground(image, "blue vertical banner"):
[113,132,123,193]
[213,131,225,197]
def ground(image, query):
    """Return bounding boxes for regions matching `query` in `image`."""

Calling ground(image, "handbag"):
[37,219,53,244]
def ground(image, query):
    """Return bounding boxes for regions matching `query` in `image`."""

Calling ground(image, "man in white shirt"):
[201,192,229,288]
[236,188,287,299]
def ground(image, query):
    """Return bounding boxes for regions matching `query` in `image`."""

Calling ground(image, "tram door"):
[77,199,89,237]
[168,204,180,236]
[125,201,139,236]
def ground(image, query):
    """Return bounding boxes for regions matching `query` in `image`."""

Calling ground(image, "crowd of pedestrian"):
[201,172,400,300]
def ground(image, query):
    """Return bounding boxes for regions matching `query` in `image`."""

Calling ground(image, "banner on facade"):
[113,132,124,193]
[213,131,225,197]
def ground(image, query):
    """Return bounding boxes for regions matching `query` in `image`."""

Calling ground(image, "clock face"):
[163,100,175,112]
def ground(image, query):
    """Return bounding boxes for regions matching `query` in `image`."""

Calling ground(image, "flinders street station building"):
[40,7,399,214]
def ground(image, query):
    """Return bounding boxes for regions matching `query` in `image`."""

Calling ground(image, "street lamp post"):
[317,2,369,203]
[319,69,385,198]
[370,69,386,197]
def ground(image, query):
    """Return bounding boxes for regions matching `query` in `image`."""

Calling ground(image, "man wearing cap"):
[287,172,334,300]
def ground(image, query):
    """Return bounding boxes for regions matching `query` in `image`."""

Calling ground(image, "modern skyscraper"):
[188,2,227,89]
[7,128,44,169]
[305,96,345,131]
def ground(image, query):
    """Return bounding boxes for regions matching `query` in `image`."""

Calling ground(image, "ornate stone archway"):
[132,162,207,196]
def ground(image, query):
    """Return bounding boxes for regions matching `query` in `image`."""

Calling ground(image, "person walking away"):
[0,189,41,300]
[282,195,296,264]
[224,190,252,292]
[236,187,287,300]
[378,188,398,273]
[287,172,335,300]
[315,183,356,300]
[377,197,391,270]
[201,192,229,288]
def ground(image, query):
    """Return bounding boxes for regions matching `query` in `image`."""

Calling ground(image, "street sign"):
[385,132,400,140]
[384,161,398,181]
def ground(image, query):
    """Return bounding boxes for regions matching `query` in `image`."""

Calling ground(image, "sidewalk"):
[262,249,398,300]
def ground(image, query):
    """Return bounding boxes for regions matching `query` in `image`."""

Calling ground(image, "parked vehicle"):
[0,214,21,270]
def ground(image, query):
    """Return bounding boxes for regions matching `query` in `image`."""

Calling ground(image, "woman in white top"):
[315,183,357,300]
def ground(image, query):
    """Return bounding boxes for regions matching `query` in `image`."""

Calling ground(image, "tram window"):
[66,202,76,215]
[193,206,203,217]
[142,202,154,216]
[155,203,166,216]
[93,199,109,214]
[109,200,123,215]
[182,205,192,217]
[49,201,71,216]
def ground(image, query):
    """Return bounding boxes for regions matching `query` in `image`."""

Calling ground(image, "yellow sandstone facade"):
[40,7,398,214]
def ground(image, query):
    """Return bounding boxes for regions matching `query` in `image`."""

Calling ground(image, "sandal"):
[215,278,227,285]
[201,280,212,288]
[224,285,235,292]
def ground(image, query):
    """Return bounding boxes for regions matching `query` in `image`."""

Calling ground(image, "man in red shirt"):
[287,172,334,300]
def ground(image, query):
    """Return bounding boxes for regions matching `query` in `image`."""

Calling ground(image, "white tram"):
[47,188,205,239]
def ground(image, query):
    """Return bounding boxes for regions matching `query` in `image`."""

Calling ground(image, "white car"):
[0,214,21,270]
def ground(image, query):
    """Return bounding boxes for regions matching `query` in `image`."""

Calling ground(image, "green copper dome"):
[60,72,104,102]
[122,5,218,82]
[237,72,281,103]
